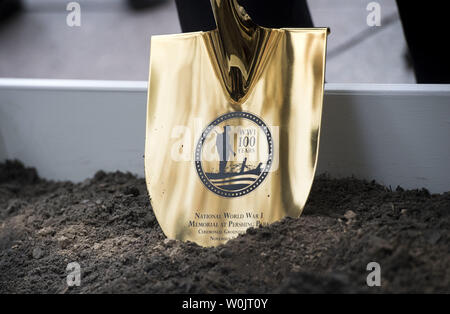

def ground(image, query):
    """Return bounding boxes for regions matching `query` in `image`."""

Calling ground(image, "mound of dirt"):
[0,160,448,293]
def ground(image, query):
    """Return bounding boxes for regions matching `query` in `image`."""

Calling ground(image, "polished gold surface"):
[208,0,275,103]
[145,0,328,247]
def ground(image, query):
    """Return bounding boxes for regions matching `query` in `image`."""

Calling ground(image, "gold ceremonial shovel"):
[145,0,328,247]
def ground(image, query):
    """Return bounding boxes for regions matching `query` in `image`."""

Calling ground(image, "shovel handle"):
[210,0,259,39]
[208,0,269,103]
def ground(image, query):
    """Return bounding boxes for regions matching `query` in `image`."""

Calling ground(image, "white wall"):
[319,84,450,193]
[0,79,449,193]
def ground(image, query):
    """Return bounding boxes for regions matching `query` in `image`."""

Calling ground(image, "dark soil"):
[0,160,449,293]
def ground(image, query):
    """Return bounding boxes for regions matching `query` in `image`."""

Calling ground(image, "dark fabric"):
[175,0,450,83]
[0,0,22,22]
[396,1,450,83]
[175,0,313,33]
[175,0,216,32]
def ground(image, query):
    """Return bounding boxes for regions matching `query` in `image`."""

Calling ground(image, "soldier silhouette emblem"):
[195,112,273,198]
[215,125,236,174]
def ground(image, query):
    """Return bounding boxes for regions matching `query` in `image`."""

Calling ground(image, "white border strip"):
[0,78,147,92]
[325,83,450,96]
[1,78,450,96]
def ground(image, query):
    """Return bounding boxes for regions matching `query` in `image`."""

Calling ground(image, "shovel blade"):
[145,28,328,247]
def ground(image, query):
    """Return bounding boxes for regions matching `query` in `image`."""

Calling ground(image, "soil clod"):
[0,161,449,293]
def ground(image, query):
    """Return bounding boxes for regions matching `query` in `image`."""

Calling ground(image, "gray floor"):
[0,0,415,83]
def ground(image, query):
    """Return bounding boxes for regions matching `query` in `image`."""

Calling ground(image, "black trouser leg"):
[175,0,314,33]
[397,1,450,83]
[0,0,22,22]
